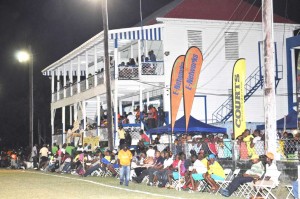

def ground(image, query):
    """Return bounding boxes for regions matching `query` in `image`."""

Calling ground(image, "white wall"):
[161,18,298,123]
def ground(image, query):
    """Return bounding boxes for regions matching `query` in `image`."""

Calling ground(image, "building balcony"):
[51,62,164,103]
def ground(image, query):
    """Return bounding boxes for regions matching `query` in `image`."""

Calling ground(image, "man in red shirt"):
[139,130,150,143]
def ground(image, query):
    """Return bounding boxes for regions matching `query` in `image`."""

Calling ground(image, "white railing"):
[66,86,71,97]
[51,62,164,102]
[97,72,104,85]
[87,76,94,89]
[80,80,86,92]
[118,65,139,80]
[72,83,78,95]
[142,61,164,75]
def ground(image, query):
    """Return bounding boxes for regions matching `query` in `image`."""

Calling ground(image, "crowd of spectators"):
[117,105,165,130]
[2,128,300,197]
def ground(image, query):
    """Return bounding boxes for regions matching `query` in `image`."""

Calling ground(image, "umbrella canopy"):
[148,116,227,135]
[256,110,297,130]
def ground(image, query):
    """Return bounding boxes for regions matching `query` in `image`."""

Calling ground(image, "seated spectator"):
[45,154,58,172]
[127,112,136,124]
[83,153,104,177]
[203,154,225,192]
[153,135,161,145]
[152,151,174,187]
[166,154,181,187]
[132,151,165,183]
[190,150,208,191]
[219,154,264,197]
[60,153,72,173]
[254,152,279,186]
[146,145,155,158]
[140,130,150,144]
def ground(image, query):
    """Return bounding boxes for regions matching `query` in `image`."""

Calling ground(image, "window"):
[225,32,239,60]
[187,30,202,51]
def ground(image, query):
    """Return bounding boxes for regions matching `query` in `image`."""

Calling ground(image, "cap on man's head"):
[112,149,118,154]
[208,154,216,159]
[251,154,259,160]
[266,152,274,160]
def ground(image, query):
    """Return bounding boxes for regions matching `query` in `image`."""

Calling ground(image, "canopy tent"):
[256,110,297,130]
[148,116,227,135]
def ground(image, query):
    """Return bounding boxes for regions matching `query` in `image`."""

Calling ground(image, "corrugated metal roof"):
[163,0,294,23]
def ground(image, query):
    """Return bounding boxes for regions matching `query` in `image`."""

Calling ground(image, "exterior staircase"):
[212,63,282,123]
[212,66,264,123]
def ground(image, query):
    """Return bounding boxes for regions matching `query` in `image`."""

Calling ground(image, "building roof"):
[141,0,294,25]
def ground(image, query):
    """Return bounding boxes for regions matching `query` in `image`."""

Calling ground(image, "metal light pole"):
[102,0,114,150]
[16,47,34,149]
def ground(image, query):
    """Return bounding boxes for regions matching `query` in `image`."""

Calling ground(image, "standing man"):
[117,125,126,148]
[31,144,38,169]
[39,144,49,170]
[118,145,132,186]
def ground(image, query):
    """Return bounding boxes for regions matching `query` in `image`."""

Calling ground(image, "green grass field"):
[0,169,243,199]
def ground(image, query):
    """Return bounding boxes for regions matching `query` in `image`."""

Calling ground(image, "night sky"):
[0,0,299,148]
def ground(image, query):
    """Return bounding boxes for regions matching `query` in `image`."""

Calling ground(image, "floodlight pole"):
[29,45,34,149]
[262,0,277,157]
[102,0,114,150]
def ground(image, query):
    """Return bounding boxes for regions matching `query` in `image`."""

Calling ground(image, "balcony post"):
[97,96,101,136]
[94,46,98,86]
[138,40,141,77]
[85,51,89,90]
[62,106,66,144]
[51,71,54,102]
[77,56,81,93]
[70,60,73,96]
[63,64,66,98]
[57,68,60,101]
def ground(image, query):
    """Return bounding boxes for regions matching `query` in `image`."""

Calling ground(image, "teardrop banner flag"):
[170,55,185,133]
[232,58,246,139]
[183,47,203,131]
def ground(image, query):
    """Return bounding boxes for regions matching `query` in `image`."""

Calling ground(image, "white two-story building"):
[42,0,299,145]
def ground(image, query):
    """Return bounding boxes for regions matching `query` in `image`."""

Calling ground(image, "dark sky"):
[0,0,299,148]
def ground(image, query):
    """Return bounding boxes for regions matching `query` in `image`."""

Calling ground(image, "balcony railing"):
[87,75,94,89]
[118,65,138,80]
[66,86,71,97]
[80,80,86,92]
[72,83,78,95]
[51,62,164,102]
[142,61,164,75]
[97,72,104,85]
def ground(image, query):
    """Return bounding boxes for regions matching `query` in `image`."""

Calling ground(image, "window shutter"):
[187,30,202,51]
[225,32,239,60]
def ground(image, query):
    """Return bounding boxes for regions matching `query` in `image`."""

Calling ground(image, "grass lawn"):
[0,169,243,199]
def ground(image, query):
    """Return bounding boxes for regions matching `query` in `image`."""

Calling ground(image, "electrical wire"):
[198,4,262,88]
[203,0,244,57]
[201,0,259,74]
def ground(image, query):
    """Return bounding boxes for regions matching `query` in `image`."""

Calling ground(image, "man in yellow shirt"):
[203,154,225,192]
[117,125,126,147]
[118,145,132,186]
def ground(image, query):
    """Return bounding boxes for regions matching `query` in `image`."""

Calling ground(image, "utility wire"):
[199,4,262,88]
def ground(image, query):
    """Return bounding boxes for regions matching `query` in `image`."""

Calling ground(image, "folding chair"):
[171,176,185,191]
[286,185,294,199]
[91,168,106,177]
[142,175,149,184]
[215,168,232,194]
[251,171,282,199]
